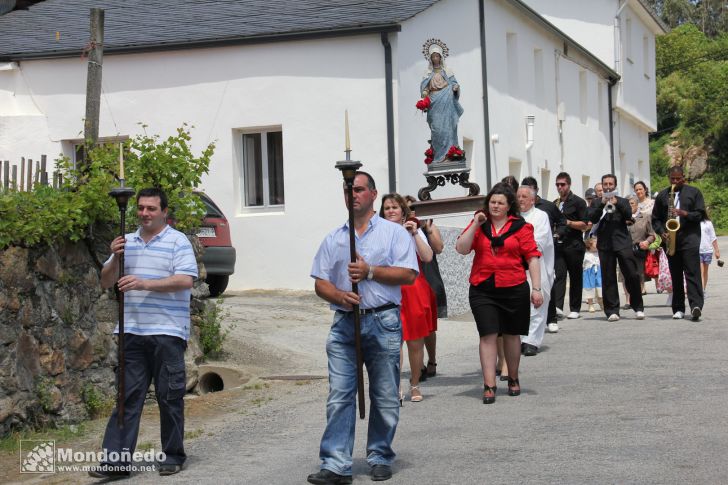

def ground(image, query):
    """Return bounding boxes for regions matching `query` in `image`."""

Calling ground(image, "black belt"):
[339,303,398,315]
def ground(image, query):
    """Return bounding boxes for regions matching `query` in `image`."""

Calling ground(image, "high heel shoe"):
[410,385,423,402]
[399,389,404,407]
[507,377,521,396]
[483,385,496,404]
[426,361,437,378]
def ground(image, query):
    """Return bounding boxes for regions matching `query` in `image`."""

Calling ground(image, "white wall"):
[615,3,658,131]
[521,0,617,66]
[485,0,613,200]
[0,36,390,291]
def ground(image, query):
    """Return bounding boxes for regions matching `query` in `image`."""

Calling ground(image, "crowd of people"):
[306,166,721,484]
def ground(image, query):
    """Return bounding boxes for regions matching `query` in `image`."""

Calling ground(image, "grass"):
[0,423,87,453]
[184,429,204,440]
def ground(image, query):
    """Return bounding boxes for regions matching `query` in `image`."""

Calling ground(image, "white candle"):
[119,143,124,179]
[345,110,350,151]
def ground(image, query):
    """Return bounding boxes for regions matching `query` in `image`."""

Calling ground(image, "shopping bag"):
[644,250,660,279]
[656,249,673,293]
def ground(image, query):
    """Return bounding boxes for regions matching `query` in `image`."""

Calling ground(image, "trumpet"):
[666,184,680,256]
[603,191,618,213]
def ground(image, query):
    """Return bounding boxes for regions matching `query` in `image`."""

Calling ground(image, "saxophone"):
[665,184,681,256]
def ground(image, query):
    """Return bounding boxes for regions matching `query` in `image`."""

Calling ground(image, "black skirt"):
[469,276,530,337]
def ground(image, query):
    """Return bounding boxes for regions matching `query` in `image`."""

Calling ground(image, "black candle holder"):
[108,182,135,428]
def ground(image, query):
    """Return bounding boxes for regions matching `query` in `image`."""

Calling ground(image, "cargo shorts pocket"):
[163,361,186,401]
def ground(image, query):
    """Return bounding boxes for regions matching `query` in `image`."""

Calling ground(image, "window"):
[625,17,633,63]
[533,48,544,107]
[508,158,522,181]
[579,70,587,124]
[582,175,590,197]
[643,35,650,78]
[240,130,284,208]
[597,80,605,129]
[540,168,551,200]
[506,33,519,95]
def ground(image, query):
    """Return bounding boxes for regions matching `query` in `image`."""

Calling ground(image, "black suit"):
[590,196,643,316]
[652,185,705,314]
[553,192,587,314]
[536,197,566,322]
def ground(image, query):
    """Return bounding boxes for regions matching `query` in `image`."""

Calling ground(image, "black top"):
[652,184,705,250]
[589,196,634,251]
[535,197,566,238]
[554,192,587,249]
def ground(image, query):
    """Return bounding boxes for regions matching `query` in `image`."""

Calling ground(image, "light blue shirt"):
[105,225,198,340]
[311,214,418,311]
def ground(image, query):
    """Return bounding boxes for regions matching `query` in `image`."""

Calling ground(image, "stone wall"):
[0,227,205,436]
[435,226,473,318]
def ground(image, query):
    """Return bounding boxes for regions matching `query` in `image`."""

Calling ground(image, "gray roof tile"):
[0,0,440,59]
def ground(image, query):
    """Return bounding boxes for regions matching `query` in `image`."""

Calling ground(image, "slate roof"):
[0,0,440,60]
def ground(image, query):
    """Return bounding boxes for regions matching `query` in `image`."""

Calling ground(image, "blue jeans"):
[319,307,402,476]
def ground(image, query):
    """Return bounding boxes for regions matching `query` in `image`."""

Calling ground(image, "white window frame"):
[233,126,285,215]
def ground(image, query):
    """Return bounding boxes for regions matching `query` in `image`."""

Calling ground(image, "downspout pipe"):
[479,0,492,190]
[381,32,396,193]
[608,79,616,175]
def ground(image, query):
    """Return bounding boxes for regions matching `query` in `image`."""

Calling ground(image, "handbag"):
[644,250,659,279]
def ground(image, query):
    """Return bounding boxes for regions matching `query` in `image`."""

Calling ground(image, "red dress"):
[401,258,438,341]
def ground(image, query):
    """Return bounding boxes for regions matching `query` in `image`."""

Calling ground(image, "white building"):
[0,0,664,291]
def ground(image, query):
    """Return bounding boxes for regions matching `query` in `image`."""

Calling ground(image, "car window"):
[198,193,224,218]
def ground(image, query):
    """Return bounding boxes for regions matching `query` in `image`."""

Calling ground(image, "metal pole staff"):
[109,178,135,428]
[335,111,365,419]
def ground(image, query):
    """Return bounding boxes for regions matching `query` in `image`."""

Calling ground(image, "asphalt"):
[105,240,728,484]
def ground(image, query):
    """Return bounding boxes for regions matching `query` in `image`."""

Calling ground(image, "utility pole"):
[83,8,104,168]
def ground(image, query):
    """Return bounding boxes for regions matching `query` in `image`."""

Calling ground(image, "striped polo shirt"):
[106,225,198,340]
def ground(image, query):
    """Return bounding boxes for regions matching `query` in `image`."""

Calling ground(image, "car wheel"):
[206,275,229,297]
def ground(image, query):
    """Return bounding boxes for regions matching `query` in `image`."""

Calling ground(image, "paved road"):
[121,242,728,484]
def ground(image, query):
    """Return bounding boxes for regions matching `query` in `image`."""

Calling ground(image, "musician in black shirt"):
[589,174,644,321]
[553,172,588,319]
[652,166,706,321]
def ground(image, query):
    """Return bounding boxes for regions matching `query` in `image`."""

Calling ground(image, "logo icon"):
[20,440,55,473]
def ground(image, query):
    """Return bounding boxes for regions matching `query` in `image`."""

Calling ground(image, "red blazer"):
[462,215,541,287]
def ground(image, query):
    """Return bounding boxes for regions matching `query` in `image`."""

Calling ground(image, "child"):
[583,237,603,312]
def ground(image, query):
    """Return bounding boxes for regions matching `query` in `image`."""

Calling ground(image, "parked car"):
[195,192,236,297]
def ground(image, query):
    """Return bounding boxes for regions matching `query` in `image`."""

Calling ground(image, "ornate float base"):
[411,165,484,217]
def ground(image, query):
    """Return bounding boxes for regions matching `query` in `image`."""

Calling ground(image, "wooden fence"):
[0,155,63,191]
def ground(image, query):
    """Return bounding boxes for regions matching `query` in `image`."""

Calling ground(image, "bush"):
[197,297,232,358]
[0,124,214,248]
[81,383,114,419]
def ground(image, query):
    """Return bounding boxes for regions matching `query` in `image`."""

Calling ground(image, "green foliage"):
[0,124,214,248]
[81,383,114,419]
[33,377,54,413]
[197,297,233,358]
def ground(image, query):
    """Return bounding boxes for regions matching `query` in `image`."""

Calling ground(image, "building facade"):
[0,0,663,291]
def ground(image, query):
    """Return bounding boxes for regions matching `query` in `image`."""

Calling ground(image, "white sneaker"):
[672,311,684,319]
[635,311,645,320]
[567,311,580,319]
[588,305,596,313]
[547,323,559,333]
[555,308,565,320]
[607,314,620,322]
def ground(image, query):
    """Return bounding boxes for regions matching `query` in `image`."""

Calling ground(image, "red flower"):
[446,145,464,160]
[416,96,431,111]
[424,147,434,157]
[424,157,434,165]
